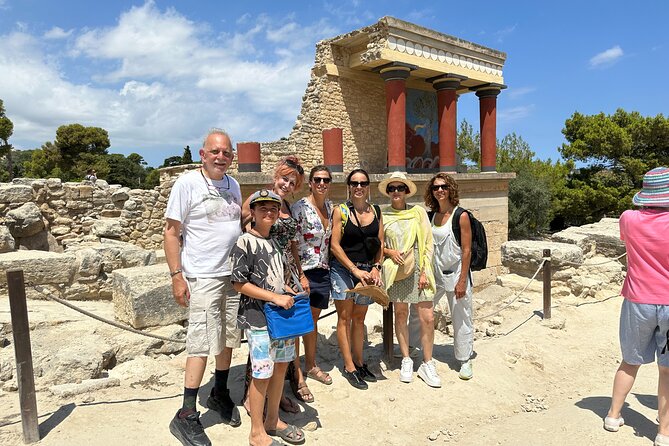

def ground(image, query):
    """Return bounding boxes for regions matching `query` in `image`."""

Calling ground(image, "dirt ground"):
[0,283,663,446]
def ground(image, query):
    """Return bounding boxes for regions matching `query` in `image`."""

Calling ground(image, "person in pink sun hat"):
[604,167,669,446]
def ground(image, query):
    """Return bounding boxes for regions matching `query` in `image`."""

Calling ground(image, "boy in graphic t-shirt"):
[230,189,306,446]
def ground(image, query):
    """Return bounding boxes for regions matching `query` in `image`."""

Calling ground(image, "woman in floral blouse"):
[292,165,334,388]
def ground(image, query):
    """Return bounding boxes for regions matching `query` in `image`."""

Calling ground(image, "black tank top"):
[340,205,380,263]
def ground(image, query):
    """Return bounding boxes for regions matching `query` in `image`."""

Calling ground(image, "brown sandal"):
[292,381,314,403]
[306,366,333,385]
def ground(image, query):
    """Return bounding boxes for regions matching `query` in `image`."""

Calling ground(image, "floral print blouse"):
[292,197,333,271]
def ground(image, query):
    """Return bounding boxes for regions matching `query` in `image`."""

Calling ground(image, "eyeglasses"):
[312,177,332,184]
[431,184,449,192]
[348,181,370,188]
[200,169,230,197]
[386,185,408,193]
[283,159,304,176]
[206,149,234,158]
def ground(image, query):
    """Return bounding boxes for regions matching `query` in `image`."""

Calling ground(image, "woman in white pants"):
[423,172,474,380]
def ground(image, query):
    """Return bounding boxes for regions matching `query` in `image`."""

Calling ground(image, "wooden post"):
[382,302,394,362]
[542,249,552,319]
[7,269,40,444]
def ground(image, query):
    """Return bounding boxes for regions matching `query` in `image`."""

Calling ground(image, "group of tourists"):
[163,128,475,446]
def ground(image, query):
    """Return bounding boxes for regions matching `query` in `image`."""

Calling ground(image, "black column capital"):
[427,73,468,91]
[473,83,507,98]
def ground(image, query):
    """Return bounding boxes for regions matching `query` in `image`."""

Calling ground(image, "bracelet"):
[170,269,182,277]
[349,264,357,273]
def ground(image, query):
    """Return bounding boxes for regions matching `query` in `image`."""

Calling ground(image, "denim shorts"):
[329,259,373,306]
[304,267,331,310]
[246,329,296,379]
[619,299,669,367]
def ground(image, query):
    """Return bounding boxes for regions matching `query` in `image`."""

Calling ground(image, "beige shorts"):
[186,276,241,357]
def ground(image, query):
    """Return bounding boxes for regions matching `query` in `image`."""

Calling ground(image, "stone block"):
[0,250,76,286]
[0,226,15,253]
[502,241,583,278]
[0,184,33,204]
[92,219,124,238]
[112,263,187,328]
[6,202,45,237]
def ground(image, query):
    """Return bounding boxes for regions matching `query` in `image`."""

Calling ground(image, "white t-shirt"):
[165,169,242,277]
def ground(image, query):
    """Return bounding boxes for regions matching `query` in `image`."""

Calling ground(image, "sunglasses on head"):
[386,184,408,193]
[312,177,332,184]
[348,180,370,188]
[283,159,304,175]
[431,184,449,192]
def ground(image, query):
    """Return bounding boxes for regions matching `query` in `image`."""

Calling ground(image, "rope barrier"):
[32,285,187,344]
[559,252,627,267]
[474,259,546,321]
[31,285,339,345]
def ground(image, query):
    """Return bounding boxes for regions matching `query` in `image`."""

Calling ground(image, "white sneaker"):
[399,357,413,383]
[603,416,624,432]
[459,360,473,380]
[655,433,669,446]
[417,359,442,388]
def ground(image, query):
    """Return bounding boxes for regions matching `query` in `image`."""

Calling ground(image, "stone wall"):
[0,167,199,252]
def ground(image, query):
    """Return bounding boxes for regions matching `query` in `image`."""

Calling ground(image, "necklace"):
[248,228,268,239]
[200,168,230,195]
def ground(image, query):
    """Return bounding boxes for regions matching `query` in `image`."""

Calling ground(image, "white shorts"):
[186,276,241,357]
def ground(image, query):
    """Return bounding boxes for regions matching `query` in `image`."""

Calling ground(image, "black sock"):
[214,369,229,397]
[180,387,199,416]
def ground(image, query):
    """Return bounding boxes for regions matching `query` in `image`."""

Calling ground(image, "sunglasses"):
[386,185,408,193]
[431,184,449,192]
[312,177,332,184]
[348,181,370,188]
[283,159,304,175]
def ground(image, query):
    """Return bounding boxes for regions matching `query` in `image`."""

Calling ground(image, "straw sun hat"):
[378,171,418,198]
[632,167,669,208]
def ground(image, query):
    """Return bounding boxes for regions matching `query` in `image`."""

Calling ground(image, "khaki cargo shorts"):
[185,276,241,357]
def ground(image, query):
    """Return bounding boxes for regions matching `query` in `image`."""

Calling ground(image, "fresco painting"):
[406,88,440,172]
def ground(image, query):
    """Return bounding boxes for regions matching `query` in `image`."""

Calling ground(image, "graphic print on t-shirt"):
[200,189,242,223]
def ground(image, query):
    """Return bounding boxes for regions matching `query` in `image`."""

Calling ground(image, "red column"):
[433,77,463,173]
[476,88,502,173]
[236,142,261,172]
[322,128,343,172]
[380,66,411,172]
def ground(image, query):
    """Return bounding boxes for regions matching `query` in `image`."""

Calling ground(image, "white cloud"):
[44,26,73,40]
[0,2,336,166]
[0,0,8,10]
[589,45,623,68]
[494,24,516,43]
[499,104,534,122]
[507,86,536,99]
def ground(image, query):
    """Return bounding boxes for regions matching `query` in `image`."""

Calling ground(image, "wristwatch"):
[373,263,382,271]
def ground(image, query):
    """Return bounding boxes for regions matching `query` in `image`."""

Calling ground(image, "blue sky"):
[1,0,667,168]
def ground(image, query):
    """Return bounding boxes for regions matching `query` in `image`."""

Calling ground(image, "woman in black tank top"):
[329,169,385,389]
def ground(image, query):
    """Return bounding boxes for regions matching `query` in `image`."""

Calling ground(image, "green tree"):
[105,153,146,188]
[55,124,110,179]
[557,109,669,225]
[182,145,193,164]
[508,171,552,239]
[161,155,184,167]
[0,99,15,181]
[23,142,62,178]
[144,167,160,189]
[457,119,480,167]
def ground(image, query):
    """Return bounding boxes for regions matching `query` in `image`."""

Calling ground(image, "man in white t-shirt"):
[165,128,243,446]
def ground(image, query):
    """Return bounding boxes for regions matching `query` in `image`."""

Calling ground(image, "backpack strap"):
[339,202,350,234]
[452,207,465,247]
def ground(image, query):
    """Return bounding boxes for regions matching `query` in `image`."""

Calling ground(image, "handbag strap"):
[348,202,371,239]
